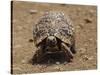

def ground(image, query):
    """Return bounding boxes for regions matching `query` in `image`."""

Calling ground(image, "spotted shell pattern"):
[33,11,74,45]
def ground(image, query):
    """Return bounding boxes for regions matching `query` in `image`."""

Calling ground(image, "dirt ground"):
[11,1,97,74]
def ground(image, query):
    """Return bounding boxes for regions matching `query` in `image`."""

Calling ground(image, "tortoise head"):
[46,36,57,47]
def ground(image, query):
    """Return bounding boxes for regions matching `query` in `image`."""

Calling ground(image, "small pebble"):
[88,56,94,60]
[29,39,33,42]
[79,48,86,54]
[59,67,64,71]
[13,67,22,71]
[77,7,82,11]
[78,23,84,29]
[88,38,93,42]
[54,66,60,70]
[84,18,92,23]
[29,9,38,14]
[14,44,21,48]
[83,55,89,61]
[21,60,27,64]
[63,62,68,65]
[89,10,95,13]
[76,25,80,29]
[89,10,95,16]
[56,62,60,65]
[17,26,23,30]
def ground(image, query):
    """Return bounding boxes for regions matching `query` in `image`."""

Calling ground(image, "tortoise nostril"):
[53,38,55,42]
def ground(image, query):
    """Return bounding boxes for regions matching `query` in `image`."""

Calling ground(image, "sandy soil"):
[11,1,97,74]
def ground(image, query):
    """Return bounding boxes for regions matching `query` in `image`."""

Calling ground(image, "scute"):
[54,16,74,45]
[33,23,48,45]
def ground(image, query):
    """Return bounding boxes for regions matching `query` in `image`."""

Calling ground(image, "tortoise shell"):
[33,11,74,46]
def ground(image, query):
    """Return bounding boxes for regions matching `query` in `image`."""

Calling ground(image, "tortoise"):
[32,11,76,63]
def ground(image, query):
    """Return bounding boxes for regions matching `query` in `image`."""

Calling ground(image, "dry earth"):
[11,1,97,74]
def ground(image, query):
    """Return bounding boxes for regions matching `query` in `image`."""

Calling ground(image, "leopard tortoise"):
[32,11,76,63]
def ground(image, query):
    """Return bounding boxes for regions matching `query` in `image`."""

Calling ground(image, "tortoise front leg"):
[61,43,73,62]
[32,46,45,64]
